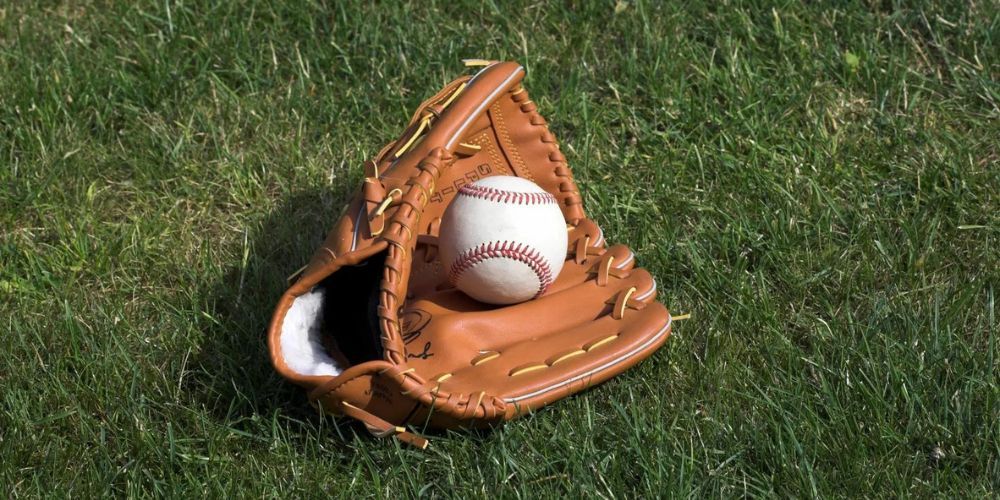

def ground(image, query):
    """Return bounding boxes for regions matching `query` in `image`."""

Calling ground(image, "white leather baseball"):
[439,176,568,305]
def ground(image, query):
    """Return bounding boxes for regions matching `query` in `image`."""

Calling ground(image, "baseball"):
[439,176,567,305]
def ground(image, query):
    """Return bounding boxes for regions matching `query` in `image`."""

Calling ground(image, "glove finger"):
[399,263,660,385]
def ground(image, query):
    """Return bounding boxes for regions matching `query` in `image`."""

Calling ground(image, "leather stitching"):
[491,101,535,182]
[481,133,512,176]
[506,333,623,377]
[448,240,554,299]
[503,319,671,404]
[470,351,501,365]
[511,88,583,220]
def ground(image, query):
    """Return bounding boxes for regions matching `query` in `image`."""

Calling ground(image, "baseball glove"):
[268,61,672,448]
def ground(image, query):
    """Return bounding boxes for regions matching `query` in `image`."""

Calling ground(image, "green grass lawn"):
[2,0,998,496]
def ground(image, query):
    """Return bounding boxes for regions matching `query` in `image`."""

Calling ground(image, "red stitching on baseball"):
[448,240,554,299]
[458,184,557,205]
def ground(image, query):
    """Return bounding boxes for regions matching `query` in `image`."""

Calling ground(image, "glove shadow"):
[191,185,367,447]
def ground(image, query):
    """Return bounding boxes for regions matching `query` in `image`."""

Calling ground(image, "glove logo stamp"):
[400,309,432,342]
[429,164,493,205]
[401,309,434,361]
[407,342,434,361]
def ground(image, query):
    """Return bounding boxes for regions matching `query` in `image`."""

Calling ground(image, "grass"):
[1,0,998,496]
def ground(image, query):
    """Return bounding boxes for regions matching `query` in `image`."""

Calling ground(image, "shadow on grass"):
[190,185,368,448]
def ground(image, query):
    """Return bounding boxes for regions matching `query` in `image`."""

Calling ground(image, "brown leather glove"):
[268,61,672,448]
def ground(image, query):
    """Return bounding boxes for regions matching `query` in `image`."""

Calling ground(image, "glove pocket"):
[269,243,391,385]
